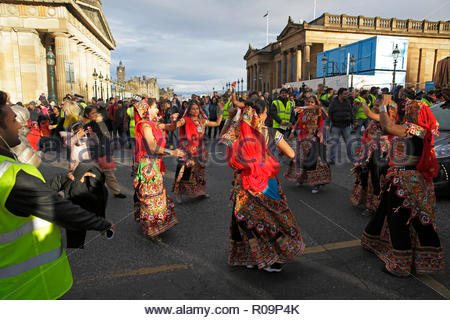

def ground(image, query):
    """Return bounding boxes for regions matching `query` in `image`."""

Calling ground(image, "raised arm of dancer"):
[143,125,185,157]
[379,96,406,137]
[231,82,245,108]
[363,103,380,122]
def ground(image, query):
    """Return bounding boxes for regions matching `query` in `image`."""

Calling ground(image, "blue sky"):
[103,0,450,95]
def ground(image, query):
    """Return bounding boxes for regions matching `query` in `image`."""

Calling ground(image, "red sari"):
[133,120,177,238]
[172,116,209,198]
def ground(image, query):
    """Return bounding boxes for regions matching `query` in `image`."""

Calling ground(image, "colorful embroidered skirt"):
[134,157,178,238]
[284,138,331,186]
[228,175,305,269]
[350,151,389,211]
[172,160,207,198]
[361,168,444,276]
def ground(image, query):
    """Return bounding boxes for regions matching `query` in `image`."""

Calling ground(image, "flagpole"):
[313,0,317,19]
[266,11,269,45]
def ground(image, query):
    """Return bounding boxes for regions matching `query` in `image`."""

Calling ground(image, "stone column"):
[69,36,80,94]
[78,43,88,99]
[1,28,47,103]
[254,64,258,91]
[296,48,302,82]
[246,67,250,91]
[286,51,292,83]
[406,47,420,89]
[281,52,286,85]
[0,27,22,102]
[302,43,311,80]
[54,33,70,102]
[275,59,280,89]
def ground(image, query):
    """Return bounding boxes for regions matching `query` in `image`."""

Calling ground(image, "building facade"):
[245,13,450,92]
[127,76,159,100]
[0,0,116,103]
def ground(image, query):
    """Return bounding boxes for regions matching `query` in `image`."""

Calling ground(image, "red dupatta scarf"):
[134,98,166,171]
[178,116,207,156]
[227,107,280,193]
[401,99,439,182]
[296,108,325,143]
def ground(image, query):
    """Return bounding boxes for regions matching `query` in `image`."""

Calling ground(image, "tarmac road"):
[38,139,450,300]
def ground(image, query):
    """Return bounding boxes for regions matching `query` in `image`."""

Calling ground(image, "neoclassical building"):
[0,0,115,103]
[245,13,450,92]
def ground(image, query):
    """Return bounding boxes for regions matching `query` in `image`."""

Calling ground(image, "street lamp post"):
[46,46,57,103]
[350,55,356,90]
[392,44,400,91]
[241,78,244,94]
[105,75,110,99]
[99,72,104,99]
[237,79,240,94]
[92,68,98,99]
[321,55,328,86]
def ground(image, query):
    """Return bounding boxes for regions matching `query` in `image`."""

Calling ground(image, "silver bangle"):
[379,105,387,113]
[163,148,172,155]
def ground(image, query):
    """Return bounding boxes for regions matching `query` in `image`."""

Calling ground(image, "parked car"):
[431,103,450,194]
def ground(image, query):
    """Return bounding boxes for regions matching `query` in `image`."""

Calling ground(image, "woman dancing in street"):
[361,95,444,276]
[171,101,224,202]
[284,96,331,194]
[350,95,397,216]
[133,98,185,238]
[223,83,304,272]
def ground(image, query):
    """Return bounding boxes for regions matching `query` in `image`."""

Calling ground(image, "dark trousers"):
[207,126,219,139]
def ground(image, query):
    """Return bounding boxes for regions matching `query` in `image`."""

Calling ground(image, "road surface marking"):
[76,263,192,284]
[418,275,450,299]
[304,239,361,254]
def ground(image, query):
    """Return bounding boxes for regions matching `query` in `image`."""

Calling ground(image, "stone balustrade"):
[323,13,450,35]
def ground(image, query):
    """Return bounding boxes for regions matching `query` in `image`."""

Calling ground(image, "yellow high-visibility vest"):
[0,156,73,299]
[127,106,135,138]
[354,96,368,120]
[272,100,293,129]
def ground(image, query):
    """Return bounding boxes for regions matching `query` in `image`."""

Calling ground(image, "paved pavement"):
[38,139,450,300]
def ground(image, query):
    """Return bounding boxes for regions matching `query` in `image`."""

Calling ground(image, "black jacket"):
[1,149,111,236]
[328,97,354,128]
[50,163,108,248]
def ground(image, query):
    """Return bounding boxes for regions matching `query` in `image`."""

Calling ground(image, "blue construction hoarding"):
[316,36,409,86]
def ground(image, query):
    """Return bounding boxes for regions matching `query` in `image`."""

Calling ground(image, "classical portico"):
[0,0,116,103]
[245,14,450,92]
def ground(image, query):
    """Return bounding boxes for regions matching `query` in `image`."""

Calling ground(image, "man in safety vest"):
[219,96,233,134]
[369,87,378,108]
[125,101,135,149]
[0,90,114,300]
[270,88,295,135]
[353,89,371,144]
[319,88,333,111]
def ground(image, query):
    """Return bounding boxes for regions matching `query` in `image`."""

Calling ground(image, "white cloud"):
[103,0,450,94]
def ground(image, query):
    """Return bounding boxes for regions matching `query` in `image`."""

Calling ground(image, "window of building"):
[65,61,75,83]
